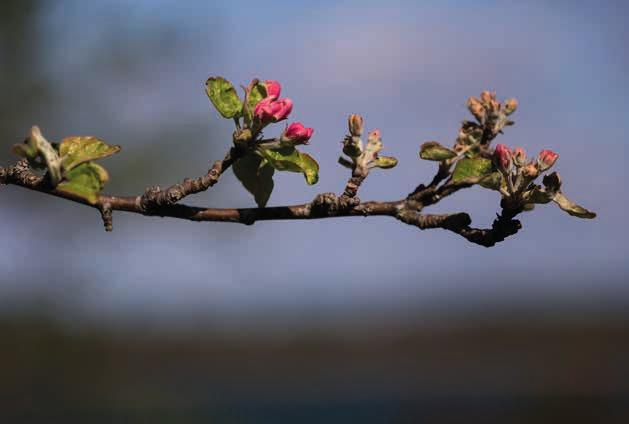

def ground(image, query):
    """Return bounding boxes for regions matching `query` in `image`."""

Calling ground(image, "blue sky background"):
[0,0,627,332]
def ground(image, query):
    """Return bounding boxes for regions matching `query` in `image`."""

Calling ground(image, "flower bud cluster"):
[253,80,314,146]
[493,143,559,196]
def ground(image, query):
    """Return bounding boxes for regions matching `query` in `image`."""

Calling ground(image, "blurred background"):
[1,0,628,421]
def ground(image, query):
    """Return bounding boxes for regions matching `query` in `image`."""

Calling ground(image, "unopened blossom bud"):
[264,80,281,100]
[348,114,364,137]
[365,129,383,155]
[493,143,512,172]
[480,91,495,104]
[538,149,559,171]
[281,122,314,145]
[522,163,539,179]
[467,97,486,123]
[254,97,293,124]
[504,98,518,115]
[368,129,381,142]
[513,147,526,167]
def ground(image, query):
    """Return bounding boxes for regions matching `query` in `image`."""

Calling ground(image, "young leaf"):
[14,126,63,185]
[420,141,457,161]
[372,156,398,169]
[257,146,319,185]
[553,193,596,219]
[244,80,268,124]
[56,162,109,204]
[205,76,243,119]
[478,171,504,191]
[451,157,493,183]
[298,152,320,185]
[232,153,275,208]
[59,136,121,172]
[338,156,354,169]
[524,186,555,204]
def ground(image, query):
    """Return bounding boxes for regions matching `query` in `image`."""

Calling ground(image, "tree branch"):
[1,158,518,247]
[139,147,240,211]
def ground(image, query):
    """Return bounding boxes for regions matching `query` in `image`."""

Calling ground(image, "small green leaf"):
[478,171,504,191]
[205,76,243,119]
[338,156,354,169]
[232,153,275,207]
[452,157,494,183]
[342,136,363,158]
[257,146,319,185]
[420,141,457,161]
[56,162,109,204]
[298,152,320,185]
[59,136,121,172]
[373,155,398,169]
[525,186,554,204]
[553,193,596,219]
[244,80,267,124]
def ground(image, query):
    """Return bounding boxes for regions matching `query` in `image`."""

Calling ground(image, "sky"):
[0,0,627,332]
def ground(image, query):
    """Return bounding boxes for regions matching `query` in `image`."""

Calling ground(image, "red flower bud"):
[281,122,314,145]
[538,149,559,171]
[254,97,293,124]
[264,80,281,101]
[493,143,512,171]
[513,147,526,167]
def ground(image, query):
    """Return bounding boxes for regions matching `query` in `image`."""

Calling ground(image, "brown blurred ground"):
[2,317,629,423]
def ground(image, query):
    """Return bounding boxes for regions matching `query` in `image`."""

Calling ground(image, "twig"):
[0,159,518,247]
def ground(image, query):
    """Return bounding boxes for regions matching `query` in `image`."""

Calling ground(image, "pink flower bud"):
[369,129,381,140]
[480,91,495,104]
[271,98,292,121]
[522,163,539,179]
[538,149,559,171]
[513,147,526,167]
[348,114,364,137]
[504,98,518,115]
[281,122,314,145]
[254,97,293,124]
[493,143,512,171]
[467,96,486,123]
[264,80,281,100]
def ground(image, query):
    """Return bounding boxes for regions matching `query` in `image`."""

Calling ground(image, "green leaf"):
[338,156,354,169]
[59,136,121,172]
[257,146,319,185]
[451,157,494,183]
[373,155,398,169]
[478,171,504,191]
[553,193,596,219]
[56,162,109,204]
[232,153,275,208]
[420,141,457,161]
[205,76,243,119]
[525,186,554,204]
[245,80,267,124]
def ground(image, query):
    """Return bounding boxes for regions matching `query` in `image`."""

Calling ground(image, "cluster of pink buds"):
[253,80,293,124]
[494,144,559,174]
[254,80,314,145]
